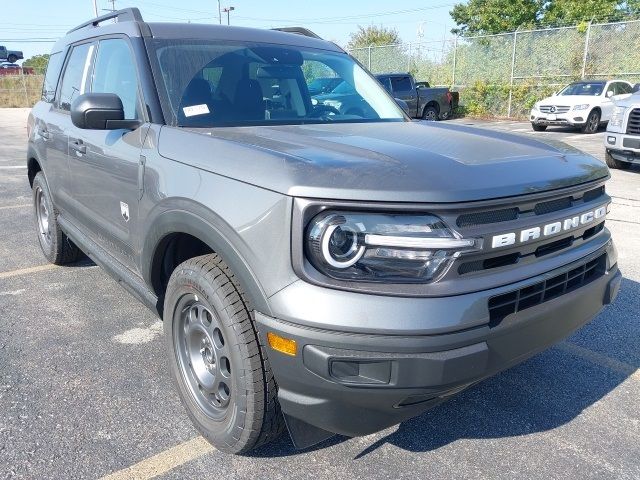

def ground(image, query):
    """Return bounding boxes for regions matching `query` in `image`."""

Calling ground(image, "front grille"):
[487,253,606,327]
[627,108,640,135]
[455,186,605,228]
[458,222,604,275]
[540,105,571,114]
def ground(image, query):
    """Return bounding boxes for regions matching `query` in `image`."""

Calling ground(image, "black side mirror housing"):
[71,93,140,130]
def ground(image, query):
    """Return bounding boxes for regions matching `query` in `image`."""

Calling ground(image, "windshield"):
[558,82,605,96]
[150,39,406,127]
[329,81,356,95]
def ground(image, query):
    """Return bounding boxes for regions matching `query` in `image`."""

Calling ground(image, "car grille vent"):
[456,208,518,228]
[582,186,605,203]
[540,105,571,114]
[533,197,573,215]
[487,254,606,327]
[627,108,640,135]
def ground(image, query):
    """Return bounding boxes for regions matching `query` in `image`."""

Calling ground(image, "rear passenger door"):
[67,37,149,272]
[390,76,417,116]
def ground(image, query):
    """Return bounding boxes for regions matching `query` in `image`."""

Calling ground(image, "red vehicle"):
[0,63,34,75]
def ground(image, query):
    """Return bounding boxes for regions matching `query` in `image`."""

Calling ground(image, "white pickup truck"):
[530,80,634,133]
[604,91,640,169]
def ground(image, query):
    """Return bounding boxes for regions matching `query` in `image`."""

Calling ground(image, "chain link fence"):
[349,18,640,119]
[0,72,43,108]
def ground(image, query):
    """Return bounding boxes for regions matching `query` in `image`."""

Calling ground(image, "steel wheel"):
[35,185,52,248]
[174,293,233,419]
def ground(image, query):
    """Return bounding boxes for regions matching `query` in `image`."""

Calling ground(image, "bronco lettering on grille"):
[491,205,607,249]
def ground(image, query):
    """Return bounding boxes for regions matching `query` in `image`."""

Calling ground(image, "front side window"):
[91,38,140,119]
[57,43,95,111]
[150,39,405,127]
[558,82,605,96]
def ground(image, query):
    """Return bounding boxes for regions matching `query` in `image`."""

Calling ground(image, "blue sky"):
[3,0,458,61]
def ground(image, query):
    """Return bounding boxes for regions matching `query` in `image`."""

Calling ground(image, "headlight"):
[305,211,481,283]
[573,104,590,110]
[609,106,627,128]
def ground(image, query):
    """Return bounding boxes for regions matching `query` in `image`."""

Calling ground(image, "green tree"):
[23,54,50,75]
[347,25,401,49]
[450,0,541,35]
[450,0,637,36]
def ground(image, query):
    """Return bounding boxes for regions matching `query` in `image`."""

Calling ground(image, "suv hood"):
[538,95,603,106]
[158,121,608,203]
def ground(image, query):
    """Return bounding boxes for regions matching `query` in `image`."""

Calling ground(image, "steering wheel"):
[310,104,341,118]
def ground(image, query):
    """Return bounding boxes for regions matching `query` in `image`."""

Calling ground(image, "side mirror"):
[606,90,614,98]
[395,98,410,115]
[71,93,140,130]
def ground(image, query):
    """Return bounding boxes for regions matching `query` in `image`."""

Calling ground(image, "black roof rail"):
[272,27,322,39]
[67,7,144,34]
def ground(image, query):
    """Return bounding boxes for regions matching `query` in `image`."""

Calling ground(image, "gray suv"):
[27,9,621,453]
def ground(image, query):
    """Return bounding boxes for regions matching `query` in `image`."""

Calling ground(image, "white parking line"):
[0,204,30,210]
[0,264,59,279]
[0,165,27,169]
[100,436,214,480]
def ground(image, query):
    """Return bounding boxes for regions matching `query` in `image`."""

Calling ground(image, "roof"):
[147,23,342,52]
[53,7,342,54]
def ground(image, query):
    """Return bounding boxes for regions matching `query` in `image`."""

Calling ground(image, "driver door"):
[67,37,149,272]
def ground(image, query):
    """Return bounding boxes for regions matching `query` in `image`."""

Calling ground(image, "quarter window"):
[57,43,95,111]
[41,51,64,103]
[91,39,141,119]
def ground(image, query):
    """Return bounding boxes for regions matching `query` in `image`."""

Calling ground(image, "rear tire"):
[532,124,547,132]
[581,110,601,133]
[164,254,284,454]
[422,105,439,121]
[605,150,630,169]
[32,172,79,265]
[7,54,17,64]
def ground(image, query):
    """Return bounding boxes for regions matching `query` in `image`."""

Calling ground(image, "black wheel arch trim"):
[142,205,273,316]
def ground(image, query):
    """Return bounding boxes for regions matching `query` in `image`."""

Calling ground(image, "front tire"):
[605,150,630,169]
[164,254,284,454]
[7,54,17,64]
[32,172,79,265]
[532,123,547,131]
[581,110,601,133]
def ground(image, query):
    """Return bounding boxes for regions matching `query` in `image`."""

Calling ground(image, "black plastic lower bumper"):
[255,257,621,443]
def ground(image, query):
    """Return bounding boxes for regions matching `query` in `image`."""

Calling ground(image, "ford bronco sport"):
[27,9,621,453]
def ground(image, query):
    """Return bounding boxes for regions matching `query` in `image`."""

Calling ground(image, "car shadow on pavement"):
[250,277,638,460]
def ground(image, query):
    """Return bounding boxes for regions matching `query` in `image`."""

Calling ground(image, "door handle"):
[71,139,86,155]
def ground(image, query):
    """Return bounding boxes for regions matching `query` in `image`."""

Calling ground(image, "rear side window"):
[57,43,95,111]
[91,38,141,120]
[41,51,64,103]
[390,76,412,93]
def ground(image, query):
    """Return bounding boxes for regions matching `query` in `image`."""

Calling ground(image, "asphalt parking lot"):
[1,108,639,479]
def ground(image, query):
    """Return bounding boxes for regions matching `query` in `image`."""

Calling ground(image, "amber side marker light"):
[267,332,297,356]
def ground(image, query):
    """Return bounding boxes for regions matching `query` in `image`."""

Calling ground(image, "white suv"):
[604,90,640,169]
[530,80,634,133]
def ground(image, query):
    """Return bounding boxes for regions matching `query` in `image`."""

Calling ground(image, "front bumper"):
[605,132,640,164]
[530,109,587,126]
[256,241,620,439]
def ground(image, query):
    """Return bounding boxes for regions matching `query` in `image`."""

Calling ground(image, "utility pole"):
[92,0,99,16]
[222,6,235,25]
[217,0,222,24]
